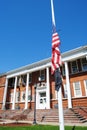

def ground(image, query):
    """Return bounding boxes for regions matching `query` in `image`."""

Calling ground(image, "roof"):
[0,45,87,77]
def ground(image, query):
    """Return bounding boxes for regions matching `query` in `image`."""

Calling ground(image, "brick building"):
[0,45,87,110]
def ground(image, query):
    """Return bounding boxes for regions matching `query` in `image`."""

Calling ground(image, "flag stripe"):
[52,37,60,42]
[51,32,61,74]
[52,40,60,47]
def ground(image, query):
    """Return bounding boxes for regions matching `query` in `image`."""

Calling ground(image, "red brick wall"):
[0,68,87,110]
[0,76,6,86]
[0,75,6,109]
[72,97,87,107]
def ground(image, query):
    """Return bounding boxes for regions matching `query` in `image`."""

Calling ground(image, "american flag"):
[51,0,62,90]
[51,31,61,74]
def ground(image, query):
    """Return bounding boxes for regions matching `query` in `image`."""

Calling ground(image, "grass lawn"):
[0,125,87,130]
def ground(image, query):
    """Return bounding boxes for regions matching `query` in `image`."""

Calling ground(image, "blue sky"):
[0,0,87,73]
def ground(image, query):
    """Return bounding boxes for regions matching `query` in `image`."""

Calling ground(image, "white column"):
[12,76,17,110]
[36,90,39,109]
[2,78,8,110]
[25,73,29,109]
[65,61,72,108]
[46,67,50,109]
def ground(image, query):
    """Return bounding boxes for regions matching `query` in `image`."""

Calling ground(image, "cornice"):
[0,45,87,77]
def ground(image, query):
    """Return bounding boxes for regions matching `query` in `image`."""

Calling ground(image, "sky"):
[0,0,87,73]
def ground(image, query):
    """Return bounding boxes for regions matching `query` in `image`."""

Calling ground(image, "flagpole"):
[51,0,56,27]
[50,0,65,130]
[58,87,64,130]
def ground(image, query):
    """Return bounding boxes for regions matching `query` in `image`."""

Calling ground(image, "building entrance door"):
[39,92,46,109]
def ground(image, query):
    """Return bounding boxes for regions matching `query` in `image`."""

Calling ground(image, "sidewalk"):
[0,119,87,126]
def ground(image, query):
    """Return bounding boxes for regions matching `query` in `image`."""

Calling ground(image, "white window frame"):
[16,91,20,103]
[21,90,31,102]
[71,60,78,74]
[81,58,87,71]
[28,90,31,101]
[73,81,82,97]
[64,84,68,98]
[84,79,87,96]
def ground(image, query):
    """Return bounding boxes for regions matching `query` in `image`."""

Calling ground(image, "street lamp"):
[33,83,37,124]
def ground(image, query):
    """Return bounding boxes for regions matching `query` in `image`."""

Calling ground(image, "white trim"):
[46,67,50,109]
[7,63,51,78]
[12,76,17,110]
[1,45,86,78]
[81,57,87,71]
[84,79,87,96]
[36,88,47,109]
[72,96,87,99]
[71,60,78,74]
[62,46,87,62]
[25,73,29,109]
[63,53,87,62]
[65,61,72,108]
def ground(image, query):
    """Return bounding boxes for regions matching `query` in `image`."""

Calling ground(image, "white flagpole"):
[58,87,65,130]
[51,0,56,26]
[50,0,65,130]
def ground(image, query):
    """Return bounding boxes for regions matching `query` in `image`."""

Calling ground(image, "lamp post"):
[33,83,37,124]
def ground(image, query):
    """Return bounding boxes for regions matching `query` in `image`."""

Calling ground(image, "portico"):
[2,59,51,110]
[1,46,87,110]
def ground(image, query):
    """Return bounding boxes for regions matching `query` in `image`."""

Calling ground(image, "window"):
[10,92,20,103]
[73,82,82,97]
[71,61,78,73]
[21,90,31,102]
[39,92,46,104]
[28,90,31,101]
[40,92,46,97]
[84,80,87,96]
[17,75,26,87]
[40,70,45,81]
[16,92,20,102]
[64,84,68,98]
[81,58,87,71]
[21,91,26,102]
